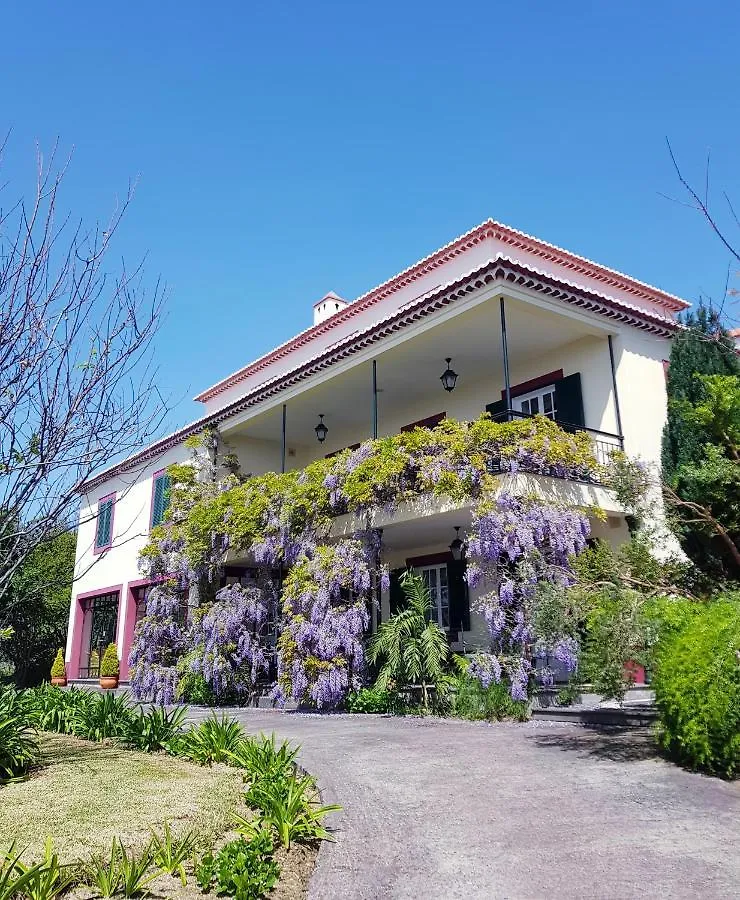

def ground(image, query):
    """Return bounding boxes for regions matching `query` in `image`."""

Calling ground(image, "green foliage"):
[567,538,694,700]
[368,571,449,708]
[1,530,75,687]
[83,839,155,898]
[663,304,739,478]
[99,643,119,678]
[662,308,740,580]
[70,691,135,742]
[121,704,188,753]
[346,686,404,714]
[148,821,197,886]
[49,650,65,681]
[226,732,300,783]
[11,838,75,900]
[0,686,39,783]
[0,844,47,900]
[25,685,97,735]
[237,771,341,850]
[652,596,740,778]
[176,713,245,765]
[451,672,529,722]
[195,832,279,900]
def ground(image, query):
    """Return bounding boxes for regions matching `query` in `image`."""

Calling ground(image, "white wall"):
[66,443,189,669]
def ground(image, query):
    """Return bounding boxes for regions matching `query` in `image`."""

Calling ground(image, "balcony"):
[217,288,625,488]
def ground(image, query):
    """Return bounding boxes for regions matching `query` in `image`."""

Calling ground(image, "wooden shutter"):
[554,373,585,428]
[151,473,171,527]
[447,559,470,632]
[388,567,406,616]
[485,399,508,422]
[96,498,113,548]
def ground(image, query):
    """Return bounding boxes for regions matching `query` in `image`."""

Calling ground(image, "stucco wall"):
[66,443,190,675]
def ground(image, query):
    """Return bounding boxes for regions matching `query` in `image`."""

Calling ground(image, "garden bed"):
[0,731,318,898]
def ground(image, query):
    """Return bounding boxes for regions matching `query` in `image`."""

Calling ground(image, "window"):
[516,385,557,421]
[94,494,115,551]
[133,582,187,626]
[79,590,119,677]
[151,470,171,528]
[416,563,450,629]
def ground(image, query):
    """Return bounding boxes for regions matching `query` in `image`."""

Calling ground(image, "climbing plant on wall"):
[129,414,606,707]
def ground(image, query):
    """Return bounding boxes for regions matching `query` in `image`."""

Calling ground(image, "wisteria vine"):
[129,414,604,708]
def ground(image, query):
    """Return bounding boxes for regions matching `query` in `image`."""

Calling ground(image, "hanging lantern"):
[449,526,464,561]
[315,414,328,444]
[440,357,458,393]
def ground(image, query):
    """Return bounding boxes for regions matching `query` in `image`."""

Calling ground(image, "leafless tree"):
[663,140,740,326]
[0,140,169,617]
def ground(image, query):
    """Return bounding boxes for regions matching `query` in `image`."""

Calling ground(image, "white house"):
[65,219,687,682]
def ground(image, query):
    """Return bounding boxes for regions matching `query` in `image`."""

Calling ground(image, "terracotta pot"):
[99,675,119,690]
[51,677,67,687]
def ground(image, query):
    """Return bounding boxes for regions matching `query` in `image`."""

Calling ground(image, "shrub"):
[237,771,340,849]
[27,685,97,735]
[452,674,529,722]
[50,650,66,681]
[121,705,188,753]
[100,643,119,678]
[175,713,245,765]
[652,597,740,778]
[346,687,404,714]
[227,733,300,783]
[0,687,40,783]
[195,832,279,900]
[71,691,135,742]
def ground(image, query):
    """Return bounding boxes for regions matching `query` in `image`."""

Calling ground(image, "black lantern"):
[315,414,328,444]
[440,357,458,393]
[449,526,464,561]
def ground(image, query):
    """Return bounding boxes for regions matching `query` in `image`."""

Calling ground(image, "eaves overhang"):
[80,256,680,493]
[194,218,689,404]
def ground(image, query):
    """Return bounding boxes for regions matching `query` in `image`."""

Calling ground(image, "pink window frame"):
[150,468,169,530]
[93,492,116,555]
[120,576,166,680]
[68,584,123,679]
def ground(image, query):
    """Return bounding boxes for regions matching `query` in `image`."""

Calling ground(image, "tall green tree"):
[662,306,740,581]
[1,530,75,686]
[662,304,739,480]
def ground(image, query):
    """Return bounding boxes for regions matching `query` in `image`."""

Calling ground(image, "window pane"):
[530,396,539,415]
[521,399,530,415]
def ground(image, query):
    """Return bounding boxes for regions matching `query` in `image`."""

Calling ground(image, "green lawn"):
[0,732,244,862]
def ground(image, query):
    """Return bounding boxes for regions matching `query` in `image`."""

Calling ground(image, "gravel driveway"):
[189,710,740,900]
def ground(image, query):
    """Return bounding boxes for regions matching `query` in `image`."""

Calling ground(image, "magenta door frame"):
[120,576,166,680]
[68,585,123,679]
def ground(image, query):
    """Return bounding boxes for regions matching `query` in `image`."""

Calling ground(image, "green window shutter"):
[388,567,406,617]
[96,498,113,548]
[151,473,171,528]
[554,372,585,428]
[485,399,508,422]
[447,559,470,632]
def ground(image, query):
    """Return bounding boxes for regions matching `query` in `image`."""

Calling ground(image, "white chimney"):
[313,291,349,326]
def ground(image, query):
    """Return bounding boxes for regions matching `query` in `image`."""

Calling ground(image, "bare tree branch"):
[0,141,171,620]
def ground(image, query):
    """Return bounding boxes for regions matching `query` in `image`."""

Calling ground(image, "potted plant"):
[50,648,67,687]
[99,642,120,689]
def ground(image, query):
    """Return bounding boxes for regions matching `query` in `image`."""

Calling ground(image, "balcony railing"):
[486,410,623,481]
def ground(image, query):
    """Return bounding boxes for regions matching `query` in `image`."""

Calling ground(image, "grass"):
[0,733,243,862]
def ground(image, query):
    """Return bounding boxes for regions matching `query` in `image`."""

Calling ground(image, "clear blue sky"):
[3,1,739,432]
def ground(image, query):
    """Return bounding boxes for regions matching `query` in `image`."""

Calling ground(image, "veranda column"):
[372,360,378,440]
[500,296,512,418]
[281,403,287,473]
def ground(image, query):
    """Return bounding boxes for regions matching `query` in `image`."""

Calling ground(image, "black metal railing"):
[486,410,623,482]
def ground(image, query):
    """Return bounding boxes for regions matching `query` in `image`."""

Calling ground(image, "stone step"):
[532,704,659,727]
